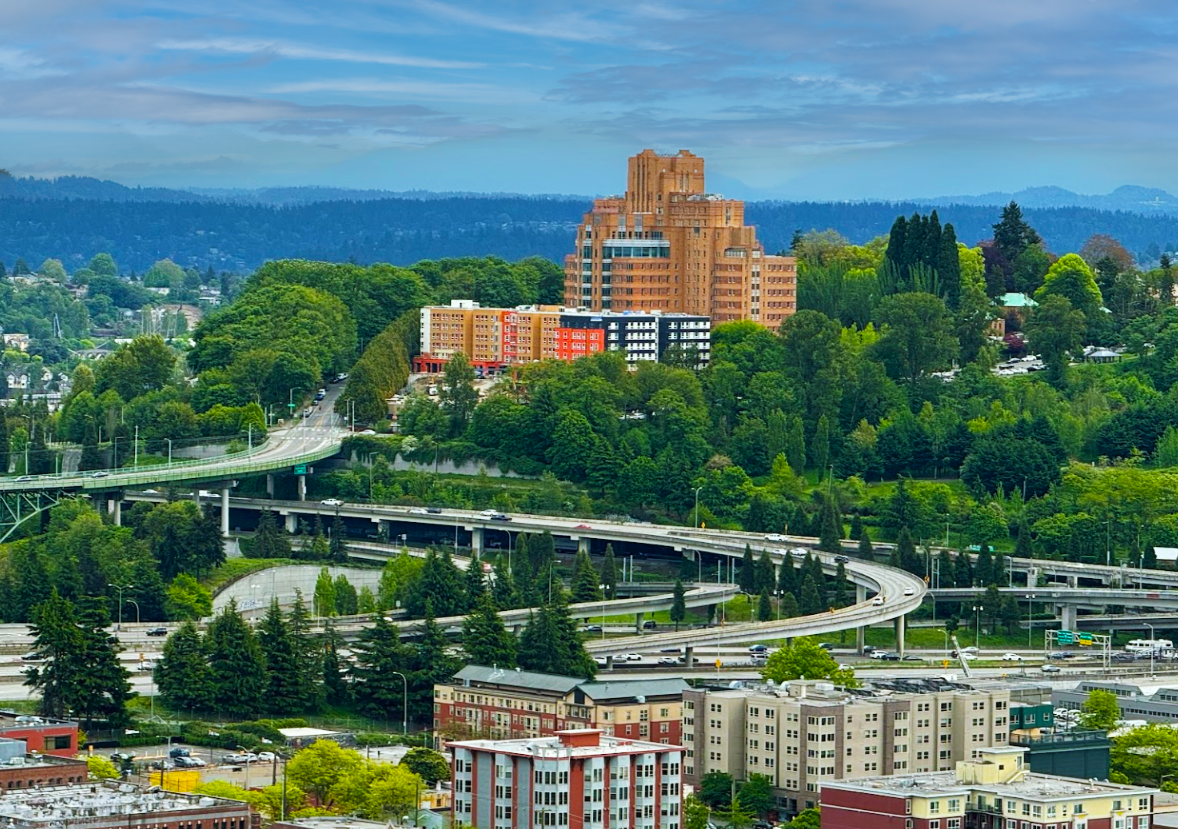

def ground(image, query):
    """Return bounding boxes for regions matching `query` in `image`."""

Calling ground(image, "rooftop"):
[828,769,1152,801]
[0,782,247,825]
[449,729,681,759]
[0,712,72,729]
[577,678,690,703]
[697,678,1010,704]
[453,665,581,696]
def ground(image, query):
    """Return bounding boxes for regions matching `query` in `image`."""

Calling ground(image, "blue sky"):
[3,0,1177,199]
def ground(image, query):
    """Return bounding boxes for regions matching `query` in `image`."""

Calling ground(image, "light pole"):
[19,415,32,474]
[390,671,408,734]
[694,486,703,528]
[973,604,983,647]
[1147,623,1156,676]
[1106,517,1112,566]
[1025,594,1035,649]
[109,583,134,632]
[166,438,173,466]
[126,599,141,625]
[599,584,607,640]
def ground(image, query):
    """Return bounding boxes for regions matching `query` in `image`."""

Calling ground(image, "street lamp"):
[165,438,173,466]
[390,671,408,734]
[126,599,141,626]
[1147,623,1156,676]
[693,486,703,529]
[1025,594,1036,649]
[973,604,983,647]
[109,583,134,632]
[599,584,607,640]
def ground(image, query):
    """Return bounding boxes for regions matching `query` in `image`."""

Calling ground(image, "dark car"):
[426,507,443,514]
[490,513,512,522]
[818,642,835,651]
[584,624,603,633]
[146,626,168,637]
[642,620,657,630]
[881,653,901,661]
[168,747,190,759]
[903,655,924,661]
[834,555,850,564]
[862,645,876,654]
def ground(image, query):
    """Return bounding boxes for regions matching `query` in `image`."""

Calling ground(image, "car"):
[173,756,205,768]
[20,652,44,662]
[91,471,109,478]
[168,747,191,759]
[870,650,892,660]
[880,653,901,661]
[789,547,808,559]
[584,624,603,633]
[961,646,979,654]
[146,626,168,637]
[834,555,849,564]
[658,656,680,666]
[1040,664,1062,673]
[1047,651,1066,660]
[862,645,877,654]
[225,752,258,765]
[426,507,443,514]
[314,392,325,401]
[14,475,32,483]
[903,587,915,596]
[575,524,592,530]
[748,644,769,654]
[1112,652,1136,662]
[624,653,642,661]
[959,652,977,661]
[594,656,608,666]
[872,596,885,606]
[256,752,277,762]
[359,429,376,435]
[764,533,787,542]
[137,661,155,672]
[409,507,428,515]
[320,498,344,507]
[642,620,657,630]
[490,513,512,522]
[818,642,835,651]
[1002,653,1024,661]
[902,655,924,661]
[303,407,313,417]
[479,509,497,517]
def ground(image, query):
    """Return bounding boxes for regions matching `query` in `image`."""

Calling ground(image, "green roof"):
[1000,292,1037,308]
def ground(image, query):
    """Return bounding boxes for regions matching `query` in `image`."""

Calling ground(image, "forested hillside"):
[5,193,1178,273]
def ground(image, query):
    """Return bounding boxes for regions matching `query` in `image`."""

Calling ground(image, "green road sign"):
[294,465,307,475]
[1057,630,1076,644]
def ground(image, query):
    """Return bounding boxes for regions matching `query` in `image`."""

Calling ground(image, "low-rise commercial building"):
[683,678,1017,815]
[1054,681,1178,723]
[0,737,88,789]
[434,666,688,745]
[0,779,253,829]
[448,728,683,829]
[822,746,1153,829]
[415,301,710,372]
[0,711,79,757]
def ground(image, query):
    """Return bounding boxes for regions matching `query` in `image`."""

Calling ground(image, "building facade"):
[822,746,1153,829]
[448,729,683,829]
[0,738,87,789]
[0,780,254,829]
[415,301,709,373]
[1054,681,1178,723]
[682,679,1016,815]
[434,666,687,746]
[0,711,79,757]
[563,149,797,326]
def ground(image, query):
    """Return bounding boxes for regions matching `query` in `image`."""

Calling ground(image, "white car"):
[959,652,977,661]
[620,653,642,662]
[872,596,885,606]
[1002,653,1024,662]
[789,547,808,559]
[903,587,915,596]
[479,509,497,517]
[764,534,787,542]
[256,752,277,762]
[409,508,428,515]
[321,498,343,507]
[593,656,608,667]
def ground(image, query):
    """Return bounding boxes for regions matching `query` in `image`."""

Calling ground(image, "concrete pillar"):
[635,612,645,633]
[894,614,906,657]
[684,646,695,669]
[266,474,275,497]
[856,584,868,653]
[110,497,122,527]
[192,489,202,506]
[220,487,230,538]
[1060,603,1077,630]
[1067,574,1077,588]
[285,513,297,533]
[578,537,590,555]
[297,474,306,502]
[471,526,483,557]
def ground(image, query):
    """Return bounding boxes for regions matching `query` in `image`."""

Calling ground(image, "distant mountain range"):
[916,184,1178,214]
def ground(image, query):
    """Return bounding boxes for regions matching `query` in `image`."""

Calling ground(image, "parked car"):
[257,752,277,762]
[1040,664,1062,673]
[225,752,258,764]
[168,747,191,759]
[146,626,168,636]
[1002,653,1024,661]
[174,756,206,768]
[320,498,343,507]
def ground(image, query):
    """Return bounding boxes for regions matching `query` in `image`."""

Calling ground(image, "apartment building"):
[415,300,710,372]
[682,679,1014,815]
[448,729,684,829]
[822,746,1154,829]
[563,149,797,326]
[435,666,688,745]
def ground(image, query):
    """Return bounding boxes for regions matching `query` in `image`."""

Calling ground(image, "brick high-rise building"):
[564,149,797,325]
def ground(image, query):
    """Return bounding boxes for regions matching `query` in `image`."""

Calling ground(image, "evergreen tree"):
[23,590,84,720]
[80,421,101,471]
[465,556,488,607]
[756,549,775,594]
[858,527,874,559]
[305,515,329,560]
[205,600,267,718]
[409,601,461,720]
[886,215,908,271]
[785,416,806,475]
[938,223,962,308]
[670,578,687,631]
[811,414,831,476]
[780,592,799,618]
[849,513,863,541]
[600,544,619,599]
[517,607,558,674]
[26,420,51,474]
[954,547,973,587]
[258,599,304,714]
[833,560,849,607]
[321,619,351,704]
[314,567,336,617]
[548,590,597,678]
[288,590,324,711]
[818,493,843,553]
[571,549,602,604]
[757,588,773,622]
[155,621,214,712]
[739,545,757,593]
[333,575,358,615]
[463,593,518,668]
[408,548,465,616]
[71,597,135,728]
[329,513,348,563]
[993,201,1041,263]
[518,595,596,678]
[799,574,824,615]
[491,556,518,609]
[253,509,292,559]
[1144,545,1159,569]
[992,550,1008,586]
[777,554,796,594]
[897,526,922,575]
[0,414,8,476]
[529,530,556,573]
[1014,519,1033,559]
[975,545,994,587]
[936,549,954,589]
[351,613,413,719]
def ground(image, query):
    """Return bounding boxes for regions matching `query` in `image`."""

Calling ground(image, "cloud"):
[268,78,537,104]
[157,36,483,69]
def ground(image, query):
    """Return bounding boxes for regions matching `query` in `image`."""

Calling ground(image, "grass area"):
[201,558,303,594]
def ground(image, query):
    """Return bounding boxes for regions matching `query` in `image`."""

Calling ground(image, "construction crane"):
[950,634,974,678]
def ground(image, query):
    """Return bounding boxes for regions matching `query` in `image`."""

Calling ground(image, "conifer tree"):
[818,494,842,553]
[314,567,336,617]
[529,530,556,573]
[781,592,799,618]
[409,600,460,719]
[0,414,7,475]
[756,549,775,594]
[785,416,806,475]
[739,545,757,593]
[351,613,413,719]
[334,575,358,615]
[1014,519,1033,560]
[938,223,962,308]
[329,513,348,563]
[799,574,824,616]
[72,596,135,727]
[491,556,518,609]
[259,599,304,714]
[288,590,324,711]
[954,547,973,587]
[571,549,601,604]
[548,590,597,678]
[27,420,51,474]
[254,508,292,559]
[757,588,773,622]
[992,550,1008,586]
[463,593,518,668]
[517,608,557,674]
[833,561,849,607]
[975,545,994,587]
[897,526,922,575]
[670,578,687,631]
[811,414,830,477]
[466,556,487,607]
[155,621,214,712]
[80,421,101,471]
[600,544,619,599]
[23,590,83,720]
[205,600,266,718]
[849,513,863,541]
[858,527,874,559]
[777,555,796,595]
[321,619,351,705]
[408,548,465,616]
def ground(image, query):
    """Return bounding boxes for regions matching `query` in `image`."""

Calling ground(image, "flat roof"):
[825,771,1154,801]
[449,734,681,760]
[453,665,580,696]
[0,783,248,824]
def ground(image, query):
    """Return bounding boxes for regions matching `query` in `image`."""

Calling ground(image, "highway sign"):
[294,465,307,475]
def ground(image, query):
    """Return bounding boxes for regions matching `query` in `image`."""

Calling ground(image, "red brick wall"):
[1,724,78,757]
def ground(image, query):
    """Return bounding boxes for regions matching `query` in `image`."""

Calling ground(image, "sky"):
[2,0,1178,199]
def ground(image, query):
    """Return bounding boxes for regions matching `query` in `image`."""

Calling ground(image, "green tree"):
[399,747,451,786]
[737,774,774,819]
[286,741,366,808]
[799,573,824,615]
[818,493,842,553]
[462,592,517,668]
[600,544,619,599]
[756,588,773,622]
[998,593,1021,634]
[321,619,351,704]
[785,415,806,474]
[329,513,349,563]
[761,637,858,686]
[258,599,305,714]
[1079,688,1120,732]
[872,292,957,385]
[858,527,874,559]
[164,573,213,620]
[351,614,413,720]
[571,549,602,603]
[205,601,267,718]
[333,574,358,615]
[787,807,822,829]
[1035,253,1103,317]
[698,771,734,808]
[1025,295,1086,386]
[253,508,293,559]
[811,414,831,475]
[314,567,336,617]
[1111,724,1178,785]
[670,578,687,630]
[440,352,478,437]
[155,621,214,712]
[739,545,757,593]
[684,795,711,829]
[94,335,176,401]
[993,202,1042,264]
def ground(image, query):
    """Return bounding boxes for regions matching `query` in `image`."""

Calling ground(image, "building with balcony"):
[415,301,709,373]
[434,666,688,745]
[821,746,1153,829]
[682,678,1019,816]
[563,149,796,326]
[448,729,683,829]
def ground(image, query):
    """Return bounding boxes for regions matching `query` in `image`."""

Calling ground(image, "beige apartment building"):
[683,679,1015,815]
[563,149,797,326]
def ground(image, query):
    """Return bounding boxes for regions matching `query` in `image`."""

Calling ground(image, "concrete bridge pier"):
[1059,603,1077,630]
[266,474,275,497]
[894,614,906,657]
[1067,574,1078,588]
[577,537,590,555]
[107,494,122,526]
[470,526,483,557]
[635,612,645,633]
[684,646,694,668]
[285,512,297,533]
[221,486,231,537]
[297,474,307,502]
[856,584,867,653]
